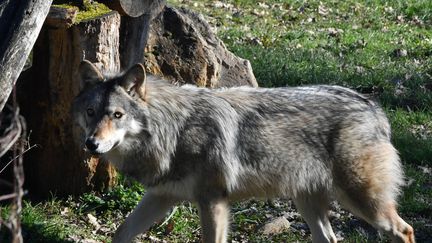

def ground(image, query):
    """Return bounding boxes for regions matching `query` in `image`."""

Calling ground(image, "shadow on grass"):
[0,227,73,243]
[393,132,432,166]
[1,200,75,243]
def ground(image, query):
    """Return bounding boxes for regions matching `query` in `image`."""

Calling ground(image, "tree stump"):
[18,10,121,196]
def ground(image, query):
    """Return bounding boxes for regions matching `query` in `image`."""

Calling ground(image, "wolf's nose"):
[85,138,99,151]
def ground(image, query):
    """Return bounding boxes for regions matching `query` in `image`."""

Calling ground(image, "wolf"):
[72,60,415,243]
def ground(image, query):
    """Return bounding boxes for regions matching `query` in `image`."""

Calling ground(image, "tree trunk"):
[18,11,121,196]
[0,0,53,112]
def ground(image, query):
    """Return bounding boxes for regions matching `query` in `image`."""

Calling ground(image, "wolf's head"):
[72,60,149,155]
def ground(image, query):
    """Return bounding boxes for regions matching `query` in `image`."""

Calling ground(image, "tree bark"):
[18,11,121,196]
[0,0,53,112]
[45,6,78,28]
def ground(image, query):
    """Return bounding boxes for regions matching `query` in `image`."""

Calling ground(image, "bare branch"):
[0,144,38,174]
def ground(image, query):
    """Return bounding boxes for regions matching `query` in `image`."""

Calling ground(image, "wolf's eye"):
[114,111,123,119]
[87,108,95,116]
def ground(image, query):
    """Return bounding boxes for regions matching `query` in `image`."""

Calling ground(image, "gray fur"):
[72,62,415,243]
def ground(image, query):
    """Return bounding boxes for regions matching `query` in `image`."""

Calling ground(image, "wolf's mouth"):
[88,150,103,156]
[112,141,120,149]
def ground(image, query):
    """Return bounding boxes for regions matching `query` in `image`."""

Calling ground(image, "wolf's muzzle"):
[85,138,99,152]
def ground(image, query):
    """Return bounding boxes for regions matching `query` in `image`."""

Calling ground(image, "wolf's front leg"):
[113,191,177,243]
[197,198,230,243]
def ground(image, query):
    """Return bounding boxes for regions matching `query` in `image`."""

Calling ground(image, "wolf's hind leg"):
[197,198,230,243]
[371,204,415,243]
[337,192,415,243]
[113,191,177,243]
[335,143,415,243]
[293,193,337,243]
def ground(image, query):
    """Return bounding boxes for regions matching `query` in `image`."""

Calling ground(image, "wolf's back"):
[196,85,397,197]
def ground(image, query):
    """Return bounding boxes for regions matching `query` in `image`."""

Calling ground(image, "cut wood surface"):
[0,0,53,112]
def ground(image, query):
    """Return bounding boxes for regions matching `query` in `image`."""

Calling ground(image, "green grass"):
[179,0,432,110]
[1,200,76,243]
[52,0,112,24]
[1,0,431,242]
[389,109,432,165]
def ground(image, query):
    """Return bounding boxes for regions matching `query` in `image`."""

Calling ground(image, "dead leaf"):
[397,15,405,23]
[87,213,101,231]
[355,66,366,74]
[384,6,394,14]
[418,166,432,175]
[60,207,69,216]
[258,2,269,9]
[328,27,343,37]
[318,4,329,16]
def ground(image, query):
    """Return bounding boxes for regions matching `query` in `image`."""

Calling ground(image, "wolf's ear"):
[121,63,146,98]
[78,60,104,91]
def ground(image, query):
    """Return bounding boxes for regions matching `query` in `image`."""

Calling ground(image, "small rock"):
[260,216,291,235]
